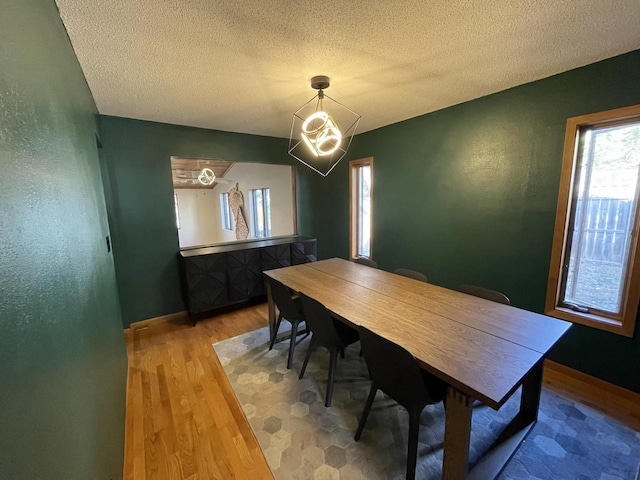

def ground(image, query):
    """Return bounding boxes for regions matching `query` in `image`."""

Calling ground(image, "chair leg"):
[406,408,422,480]
[355,383,378,441]
[286,319,299,370]
[299,336,315,380]
[268,313,283,351]
[325,347,338,407]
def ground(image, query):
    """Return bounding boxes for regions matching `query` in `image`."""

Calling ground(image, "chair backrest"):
[270,280,304,320]
[299,294,344,347]
[359,327,446,407]
[394,268,428,283]
[354,257,378,268]
[459,284,510,305]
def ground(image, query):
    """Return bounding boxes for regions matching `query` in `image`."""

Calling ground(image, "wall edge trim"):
[127,311,189,331]
[543,359,640,429]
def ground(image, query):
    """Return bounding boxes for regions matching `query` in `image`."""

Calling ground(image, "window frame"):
[248,187,272,239]
[349,157,374,261]
[174,193,181,230]
[545,104,640,338]
[220,192,233,231]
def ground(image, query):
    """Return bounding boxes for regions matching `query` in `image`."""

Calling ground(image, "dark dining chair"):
[354,257,378,268]
[394,268,428,283]
[355,327,447,480]
[459,284,510,305]
[298,294,360,407]
[268,280,306,369]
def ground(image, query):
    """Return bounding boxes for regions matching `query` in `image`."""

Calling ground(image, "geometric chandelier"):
[288,75,361,177]
[198,167,216,186]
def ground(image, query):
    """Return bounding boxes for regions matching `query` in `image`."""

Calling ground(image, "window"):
[249,188,272,238]
[174,193,180,229]
[350,157,373,260]
[546,104,640,337]
[220,192,233,231]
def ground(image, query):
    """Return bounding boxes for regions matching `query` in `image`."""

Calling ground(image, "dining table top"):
[263,258,571,410]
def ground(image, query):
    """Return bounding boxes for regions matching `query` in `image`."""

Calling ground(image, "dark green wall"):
[301,50,640,393]
[0,1,127,478]
[99,116,294,327]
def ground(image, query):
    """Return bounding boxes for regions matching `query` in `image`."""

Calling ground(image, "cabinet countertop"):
[179,236,315,257]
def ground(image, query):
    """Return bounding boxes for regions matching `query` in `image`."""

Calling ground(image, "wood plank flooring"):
[123,303,640,479]
[123,304,274,480]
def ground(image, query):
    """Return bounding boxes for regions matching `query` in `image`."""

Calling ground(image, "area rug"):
[214,327,640,480]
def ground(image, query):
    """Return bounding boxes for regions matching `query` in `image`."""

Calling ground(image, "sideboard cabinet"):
[180,236,316,319]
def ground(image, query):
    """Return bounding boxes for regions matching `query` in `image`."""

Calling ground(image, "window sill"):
[545,306,634,338]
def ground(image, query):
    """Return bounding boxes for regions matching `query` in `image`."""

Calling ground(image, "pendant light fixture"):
[198,167,216,185]
[288,75,360,177]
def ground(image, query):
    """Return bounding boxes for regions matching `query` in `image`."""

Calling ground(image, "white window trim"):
[248,188,272,239]
[220,192,233,231]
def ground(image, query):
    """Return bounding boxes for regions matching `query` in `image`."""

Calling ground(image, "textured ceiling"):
[56,0,640,138]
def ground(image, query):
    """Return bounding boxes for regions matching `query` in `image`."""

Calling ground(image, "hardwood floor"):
[123,303,640,479]
[123,304,274,480]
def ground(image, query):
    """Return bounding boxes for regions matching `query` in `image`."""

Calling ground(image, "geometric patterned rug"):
[214,327,640,480]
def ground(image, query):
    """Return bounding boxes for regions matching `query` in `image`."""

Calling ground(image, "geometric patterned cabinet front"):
[182,253,228,314]
[227,248,264,301]
[261,244,291,271]
[180,237,316,319]
[292,239,317,265]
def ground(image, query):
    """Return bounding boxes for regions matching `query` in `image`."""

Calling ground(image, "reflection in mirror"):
[171,157,297,249]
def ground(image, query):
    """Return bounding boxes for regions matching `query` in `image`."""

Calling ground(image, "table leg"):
[466,360,544,480]
[266,281,276,339]
[520,360,543,422]
[442,387,473,480]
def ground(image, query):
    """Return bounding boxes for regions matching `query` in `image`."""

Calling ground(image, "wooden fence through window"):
[573,197,633,265]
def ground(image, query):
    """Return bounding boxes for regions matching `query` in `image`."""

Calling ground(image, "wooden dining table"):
[263,258,572,479]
